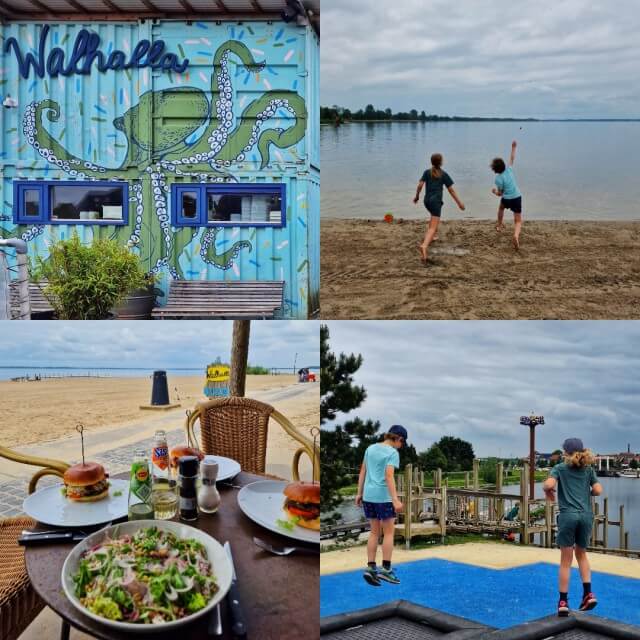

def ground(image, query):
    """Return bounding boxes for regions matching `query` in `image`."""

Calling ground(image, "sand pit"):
[321,220,640,319]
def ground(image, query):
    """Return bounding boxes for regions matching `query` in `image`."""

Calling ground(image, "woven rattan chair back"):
[186,396,319,481]
[190,397,273,475]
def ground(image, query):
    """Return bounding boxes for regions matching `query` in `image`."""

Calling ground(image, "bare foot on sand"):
[433,235,439,242]
[513,236,520,251]
[417,244,427,263]
[496,223,506,232]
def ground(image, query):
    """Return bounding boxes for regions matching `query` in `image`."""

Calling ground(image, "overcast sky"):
[321,0,640,118]
[0,321,319,371]
[322,321,639,457]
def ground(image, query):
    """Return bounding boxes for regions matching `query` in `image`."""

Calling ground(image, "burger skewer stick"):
[76,424,85,465]
[311,427,319,485]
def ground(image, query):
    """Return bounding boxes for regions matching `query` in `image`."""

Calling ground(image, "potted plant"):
[33,234,150,320]
[112,273,164,320]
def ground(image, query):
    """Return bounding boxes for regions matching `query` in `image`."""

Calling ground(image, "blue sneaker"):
[377,567,400,584]
[362,567,381,586]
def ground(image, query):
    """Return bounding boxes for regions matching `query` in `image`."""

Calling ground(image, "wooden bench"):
[9,281,55,319]
[151,280,285,320]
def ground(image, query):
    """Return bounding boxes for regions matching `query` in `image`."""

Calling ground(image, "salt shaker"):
[197,456,221,514]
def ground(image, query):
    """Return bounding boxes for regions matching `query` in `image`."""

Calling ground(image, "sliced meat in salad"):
[72,527,218,624]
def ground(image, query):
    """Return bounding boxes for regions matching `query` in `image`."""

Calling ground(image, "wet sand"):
[321,220,640,319]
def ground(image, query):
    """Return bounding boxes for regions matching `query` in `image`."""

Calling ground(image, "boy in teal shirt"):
[491,140,523,249]
[356,425,407,586]
[543,438,603,616]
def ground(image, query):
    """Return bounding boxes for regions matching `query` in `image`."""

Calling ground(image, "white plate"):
[61,520,232,633]
[204,455,241,482]
[23,479,129,528]
[237,480,319,544]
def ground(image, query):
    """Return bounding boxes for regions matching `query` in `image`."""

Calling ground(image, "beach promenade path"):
[0,380,318,518]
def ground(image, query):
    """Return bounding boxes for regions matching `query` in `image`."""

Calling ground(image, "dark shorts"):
[556,511,593,549]
[424,197,443,217]
[500,196,522,214]
[362,501,396,521]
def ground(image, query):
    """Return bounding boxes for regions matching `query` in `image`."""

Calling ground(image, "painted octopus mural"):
[13,40,307,278]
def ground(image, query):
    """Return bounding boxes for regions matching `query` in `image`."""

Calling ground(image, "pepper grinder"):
[197,456,221,514]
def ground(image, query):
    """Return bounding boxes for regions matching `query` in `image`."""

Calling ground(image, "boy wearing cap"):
[543,438,603,616]
[355,425,407,586]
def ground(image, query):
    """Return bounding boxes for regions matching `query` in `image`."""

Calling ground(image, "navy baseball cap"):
[389,425,408,442]
[562,438,584,454]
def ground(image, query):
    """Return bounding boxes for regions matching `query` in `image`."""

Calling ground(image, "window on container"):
[206,191,282,224]
[181,191,199,220]
[23,189,42,217]
[171,184,286,228]
[50,184,124,222]
[13,181,128,225]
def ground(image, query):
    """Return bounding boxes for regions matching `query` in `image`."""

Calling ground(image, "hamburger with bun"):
[63,462,109,502]
[282,481,320,531]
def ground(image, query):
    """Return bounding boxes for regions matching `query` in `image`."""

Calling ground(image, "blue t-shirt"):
[550,462,598,513]
[363,443,400,503]
[495,166,521,199]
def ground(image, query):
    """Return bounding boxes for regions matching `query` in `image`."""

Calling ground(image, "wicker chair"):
[0,446,70,640]
[185,396,319,481]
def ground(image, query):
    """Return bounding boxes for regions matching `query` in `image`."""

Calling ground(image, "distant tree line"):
[321,104,538,124]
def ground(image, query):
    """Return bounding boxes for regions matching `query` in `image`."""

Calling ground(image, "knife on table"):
[223,541,247,638]
[18,531,86,545]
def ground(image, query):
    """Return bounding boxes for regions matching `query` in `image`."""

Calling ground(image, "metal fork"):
[253,536,319,556]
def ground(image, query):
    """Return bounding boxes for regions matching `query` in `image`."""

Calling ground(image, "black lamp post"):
[520,414,545,499]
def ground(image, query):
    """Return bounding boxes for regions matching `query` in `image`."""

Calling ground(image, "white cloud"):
[321,0,640,118]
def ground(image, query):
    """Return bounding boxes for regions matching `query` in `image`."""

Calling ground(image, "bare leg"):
[496,204,506,231]
[559,546,574,593]
[513,213,522,250]
[367,519,380,564]
[574,546,591,584]
[419,216,440,263]
[381,517,395,562]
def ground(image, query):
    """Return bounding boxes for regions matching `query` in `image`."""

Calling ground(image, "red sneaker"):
[558,600,570,617]
[579,592,598,611]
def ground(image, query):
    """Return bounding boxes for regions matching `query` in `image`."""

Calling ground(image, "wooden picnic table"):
[25,470,319,640]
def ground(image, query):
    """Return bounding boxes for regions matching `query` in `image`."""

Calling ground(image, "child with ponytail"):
[413,153,465,264]
[543,438,603,617]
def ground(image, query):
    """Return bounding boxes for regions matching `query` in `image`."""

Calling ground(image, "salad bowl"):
[61,520,232,633]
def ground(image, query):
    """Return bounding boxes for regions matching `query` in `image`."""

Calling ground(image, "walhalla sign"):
[4,25,190,79]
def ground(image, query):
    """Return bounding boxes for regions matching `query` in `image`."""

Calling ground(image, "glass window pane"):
[206,191,281,223]
[181,191,198,219]
[23,189,40,217]
[50,184,124,221]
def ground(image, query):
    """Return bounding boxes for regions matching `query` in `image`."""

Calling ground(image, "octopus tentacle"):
[26,100,136,179]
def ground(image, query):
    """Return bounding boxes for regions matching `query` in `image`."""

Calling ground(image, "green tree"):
[400,442,418,468]
[630,459,639,470]
[320,325,367,525]
[418,444,447,472]
[436,436,475,471]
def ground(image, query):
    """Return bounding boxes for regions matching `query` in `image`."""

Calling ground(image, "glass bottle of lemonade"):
[128,448,154,520]
[151,430,177,519]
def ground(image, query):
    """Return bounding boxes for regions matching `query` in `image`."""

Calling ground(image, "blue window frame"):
[12,180,129,226]
[171,183,286,228]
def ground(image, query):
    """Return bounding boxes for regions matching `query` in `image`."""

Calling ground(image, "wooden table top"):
[25,471,319,640]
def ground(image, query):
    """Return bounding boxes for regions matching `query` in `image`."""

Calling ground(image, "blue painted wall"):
[0,19,319,318]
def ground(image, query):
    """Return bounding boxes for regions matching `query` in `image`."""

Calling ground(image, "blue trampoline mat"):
[321,558,640,629]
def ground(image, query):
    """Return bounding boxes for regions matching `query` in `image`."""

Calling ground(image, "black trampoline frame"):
[321,600,640,640]
[320,600,495,639]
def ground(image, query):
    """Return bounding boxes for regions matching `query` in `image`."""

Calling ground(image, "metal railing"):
[0,238,30,320]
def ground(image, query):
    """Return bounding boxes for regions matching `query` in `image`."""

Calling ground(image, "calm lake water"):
[321,121,640,221]
[335,476,640,549]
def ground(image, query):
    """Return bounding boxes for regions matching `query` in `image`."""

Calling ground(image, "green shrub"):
[33,234,149,320]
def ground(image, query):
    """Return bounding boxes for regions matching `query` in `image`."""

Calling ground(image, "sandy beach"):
[0,374,307,446]
[0,375,319,485]
[321,220,640,319]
